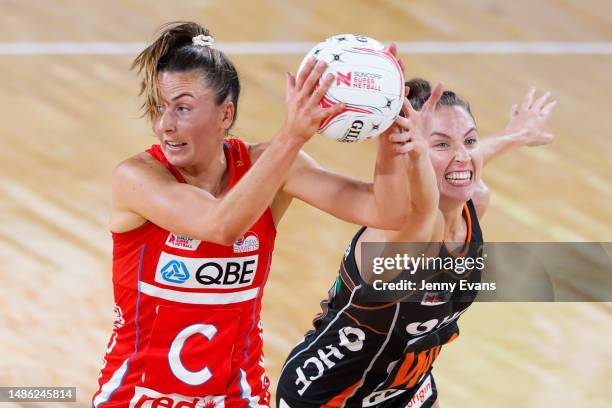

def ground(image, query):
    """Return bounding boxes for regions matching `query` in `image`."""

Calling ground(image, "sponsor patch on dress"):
[129,386,225,407]
[155,252,258,289]
[233,233,259,253]
[165,233,201,251]
[405,375,433,408]
[420,290,452,306]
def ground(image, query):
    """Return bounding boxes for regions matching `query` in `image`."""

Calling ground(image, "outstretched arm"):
[356,83,446,283]
[481,87,556,166]
[380,82,446,242]
[281,127,410,230]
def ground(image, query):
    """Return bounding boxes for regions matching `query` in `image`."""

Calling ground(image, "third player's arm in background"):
[480,87,556,165]
[471,87,555,219]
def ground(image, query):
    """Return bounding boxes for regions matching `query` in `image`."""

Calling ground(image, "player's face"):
[428,106,483,205]
[152,70,233,169]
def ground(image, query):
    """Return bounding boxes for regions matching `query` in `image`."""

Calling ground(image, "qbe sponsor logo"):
[129,386,224,407]
[165,233,202,251]
[159,260,190,284]
[156,252,258,289]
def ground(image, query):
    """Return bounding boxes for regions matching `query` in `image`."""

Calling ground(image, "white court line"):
[0,41,611,55]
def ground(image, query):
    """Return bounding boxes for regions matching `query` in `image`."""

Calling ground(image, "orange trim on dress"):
[349,299,398,310]
[340,261,357,290]
[321,380,363,408]
[341,311,389,336]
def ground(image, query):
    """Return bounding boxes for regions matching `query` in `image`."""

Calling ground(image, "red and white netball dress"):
[93,138,276,408]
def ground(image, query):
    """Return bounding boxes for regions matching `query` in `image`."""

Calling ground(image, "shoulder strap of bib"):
[146,144,187,183]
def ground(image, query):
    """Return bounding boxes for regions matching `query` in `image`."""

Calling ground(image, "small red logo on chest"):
[233,233,259,253]
[165,233,202,251]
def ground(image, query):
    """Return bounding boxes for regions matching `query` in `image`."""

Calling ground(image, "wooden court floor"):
[0,1,610,407]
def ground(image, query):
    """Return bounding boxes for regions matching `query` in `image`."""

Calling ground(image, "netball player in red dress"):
[276,80,556,407]
[92,22,416,408]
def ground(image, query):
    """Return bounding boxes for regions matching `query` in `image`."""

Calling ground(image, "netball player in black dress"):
[276,80,556,408]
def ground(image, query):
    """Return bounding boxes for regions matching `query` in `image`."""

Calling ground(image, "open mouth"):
[444,170,472,186]
[165,141,187,150]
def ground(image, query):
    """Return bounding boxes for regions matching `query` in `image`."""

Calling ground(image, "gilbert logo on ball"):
[297,34,405,143]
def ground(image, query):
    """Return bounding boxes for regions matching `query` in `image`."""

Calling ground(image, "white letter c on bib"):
[169,323,217,385]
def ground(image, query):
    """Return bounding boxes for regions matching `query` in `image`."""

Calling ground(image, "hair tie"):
[192,34,214,48]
